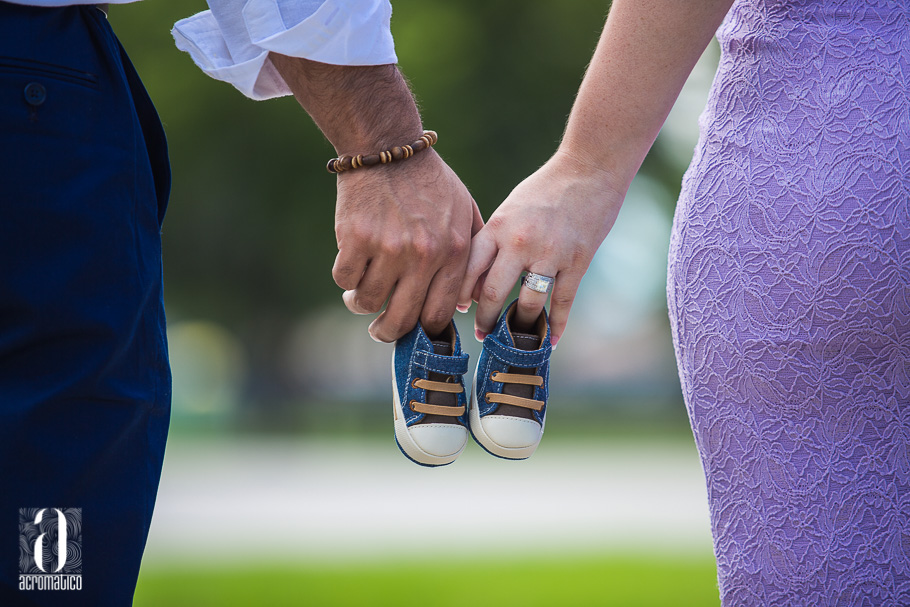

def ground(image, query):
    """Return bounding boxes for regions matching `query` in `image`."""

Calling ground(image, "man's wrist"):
[269,54,425,156]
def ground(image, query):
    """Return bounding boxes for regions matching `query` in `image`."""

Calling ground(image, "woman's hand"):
[458,150,627,345]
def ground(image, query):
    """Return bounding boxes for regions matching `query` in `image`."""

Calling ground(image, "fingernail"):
[456,304,469,313]
[475,330,487,342]
[551,335,560,350]
[368,323,382,343]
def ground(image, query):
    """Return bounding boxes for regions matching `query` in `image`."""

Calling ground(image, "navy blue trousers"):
[0,3,171,605]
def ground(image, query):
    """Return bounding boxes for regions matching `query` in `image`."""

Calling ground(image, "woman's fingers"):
[457,229,497,310]
[472,253,526,340]
[546,271,583,347]
[512,270,555,333]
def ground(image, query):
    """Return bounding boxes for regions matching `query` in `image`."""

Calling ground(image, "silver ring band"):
[522,272,555,294]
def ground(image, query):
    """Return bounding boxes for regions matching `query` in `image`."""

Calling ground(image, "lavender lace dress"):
[667,1,910,604]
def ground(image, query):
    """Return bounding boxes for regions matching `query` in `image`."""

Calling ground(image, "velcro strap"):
[412,350,469,375]
[482,336,551,368]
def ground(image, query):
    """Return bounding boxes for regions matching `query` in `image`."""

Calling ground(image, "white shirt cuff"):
[172,0,398,101]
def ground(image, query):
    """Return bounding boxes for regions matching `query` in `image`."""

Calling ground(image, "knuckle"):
[385,317,412,339]
[481,284,503,304]
[422,308,451,332]
[332,265,358,289]
[449,232,469,257]
[552,291,575,309]
[518,298,541,314]
[353,286,386,313]
[339,223,373,247]
[487,215,507,232]
[570,243,593,266]
[510,229,531,249]
[379,238,404,258]
[352,297,382,314]
[438,277,461,298]
[411,235,438,261]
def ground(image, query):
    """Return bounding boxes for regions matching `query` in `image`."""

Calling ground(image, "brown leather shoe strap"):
[413,378,463,394]
[410,401,466,416]
[486,392,544,412]
[491,372,543,387]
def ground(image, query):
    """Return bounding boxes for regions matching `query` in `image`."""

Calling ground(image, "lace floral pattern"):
[667,0,910,604]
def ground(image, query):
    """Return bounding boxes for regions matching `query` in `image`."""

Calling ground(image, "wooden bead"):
[324,130,437,174]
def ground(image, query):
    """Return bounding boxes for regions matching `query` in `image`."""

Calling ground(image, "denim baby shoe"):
[470,300,552,460]
[392,321,470,467]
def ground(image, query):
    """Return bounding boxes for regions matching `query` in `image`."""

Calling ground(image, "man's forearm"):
[267,52,481,342]
[270,54,424,155]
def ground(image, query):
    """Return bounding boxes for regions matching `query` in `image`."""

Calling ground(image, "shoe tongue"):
[422,340,457,421]
[511,332,539,351]
[432,340,453,356]
[498,332,540,421]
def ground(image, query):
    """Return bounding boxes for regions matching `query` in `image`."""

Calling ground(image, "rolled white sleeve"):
[172,0,398,101]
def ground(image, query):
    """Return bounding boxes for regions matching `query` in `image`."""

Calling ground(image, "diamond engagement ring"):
[522,272,555,294]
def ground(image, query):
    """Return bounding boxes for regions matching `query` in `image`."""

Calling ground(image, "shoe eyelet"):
[484,393,492,404]
[409,401,418,411]
[411,379,420,389]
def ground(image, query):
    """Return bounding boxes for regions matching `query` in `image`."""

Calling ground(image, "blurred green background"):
[109,1,721,604]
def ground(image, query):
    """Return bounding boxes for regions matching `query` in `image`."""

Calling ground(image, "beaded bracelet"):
[326,130,438,174]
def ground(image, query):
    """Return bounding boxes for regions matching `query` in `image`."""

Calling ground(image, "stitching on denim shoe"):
[484,345,550,368]
[413,351,469,374]
[483,336,551,359]
[404,351,421,424]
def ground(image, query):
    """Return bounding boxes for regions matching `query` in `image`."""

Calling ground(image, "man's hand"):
[335,149,482,342]
[270,54,481,341]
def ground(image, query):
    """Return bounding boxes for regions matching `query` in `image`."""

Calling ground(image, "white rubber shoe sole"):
[392,343,468,467]
[468,365,544,460]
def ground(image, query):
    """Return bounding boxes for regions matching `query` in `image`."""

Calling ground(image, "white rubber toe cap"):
[479,415,542,449]
[408,424,468,457]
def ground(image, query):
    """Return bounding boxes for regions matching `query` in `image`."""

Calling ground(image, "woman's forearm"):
[559,0,734,190]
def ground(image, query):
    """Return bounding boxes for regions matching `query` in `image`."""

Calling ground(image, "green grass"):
[134,555,719,607]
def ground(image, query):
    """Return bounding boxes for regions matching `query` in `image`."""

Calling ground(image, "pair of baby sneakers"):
[392,300,552,467]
